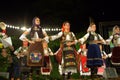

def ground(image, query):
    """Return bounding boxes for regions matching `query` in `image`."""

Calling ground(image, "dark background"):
[0,0,120,33]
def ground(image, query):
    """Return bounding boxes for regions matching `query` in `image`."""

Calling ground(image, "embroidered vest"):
[30,26,44,39]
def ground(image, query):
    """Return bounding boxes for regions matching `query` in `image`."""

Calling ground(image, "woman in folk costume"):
[50,21,78,76]
[78,23,106,77]
[19,17,49,76]
[106,25,120,64]
[19,17,49,64]
[19,17,49,46]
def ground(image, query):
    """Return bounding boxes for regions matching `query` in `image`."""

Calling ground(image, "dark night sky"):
[0,0,120,33]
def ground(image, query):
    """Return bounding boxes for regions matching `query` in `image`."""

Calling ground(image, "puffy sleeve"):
[42,29,48,37]
[14,47,22,55]
[106,35,113,44]
[19,28,31,41]
[50,31,63,41]
[78,32,90,44]
[98,34,106,44]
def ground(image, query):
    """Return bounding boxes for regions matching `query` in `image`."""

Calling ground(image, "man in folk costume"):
[50,21,79,78]
[78,23,106,77]
[19,17,49,75]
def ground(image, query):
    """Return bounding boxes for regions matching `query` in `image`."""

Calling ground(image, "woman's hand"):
[35,38,42,42]
[66,42,75,46]
[28,40,35,44]
[93,40,103,44]
[106,40,110,45]
[66,42,71,46]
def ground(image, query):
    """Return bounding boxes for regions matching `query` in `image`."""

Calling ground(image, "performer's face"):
[35,18,40,25]
[115,27,120,33]
[64,23,70,32]
[1,49,7,57]
[91,24,96,32]
[23,41,28,47]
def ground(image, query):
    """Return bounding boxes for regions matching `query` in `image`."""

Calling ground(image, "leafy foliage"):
[0,54,11,72]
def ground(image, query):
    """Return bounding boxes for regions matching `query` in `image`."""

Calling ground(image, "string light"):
[6,24,61,31]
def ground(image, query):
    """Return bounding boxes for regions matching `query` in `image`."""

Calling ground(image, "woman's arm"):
[97,34,106,44]
[42,29,49,42]
[78,32,90,44]
[19,28,30,41]
[49,31,63,41]
[48,48,54,56]
[19,28,34,43]
[106,35,113,45]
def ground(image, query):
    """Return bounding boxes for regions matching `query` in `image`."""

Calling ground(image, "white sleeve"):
[106,35,113,44]
[19,28,31,41]
[42,29,47,36]
[50,32,63,41]
[102,51,108,58]
[77,49,82,53]
[98,34,106,44]
[108,52,112,58]
[14,47,22,55]
[48,48,53,56]
[78,32,89,44]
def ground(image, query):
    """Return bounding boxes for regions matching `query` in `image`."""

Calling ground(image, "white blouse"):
[19,28,49,42]
[78,32,106,44]
[50,31,77,44]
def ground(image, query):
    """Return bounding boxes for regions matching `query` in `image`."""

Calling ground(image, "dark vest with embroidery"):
[87,32,100,44]
[30,26,44,39]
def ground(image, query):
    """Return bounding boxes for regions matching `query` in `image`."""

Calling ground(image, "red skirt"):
[80,55,89,72]
[111,47,120,63]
